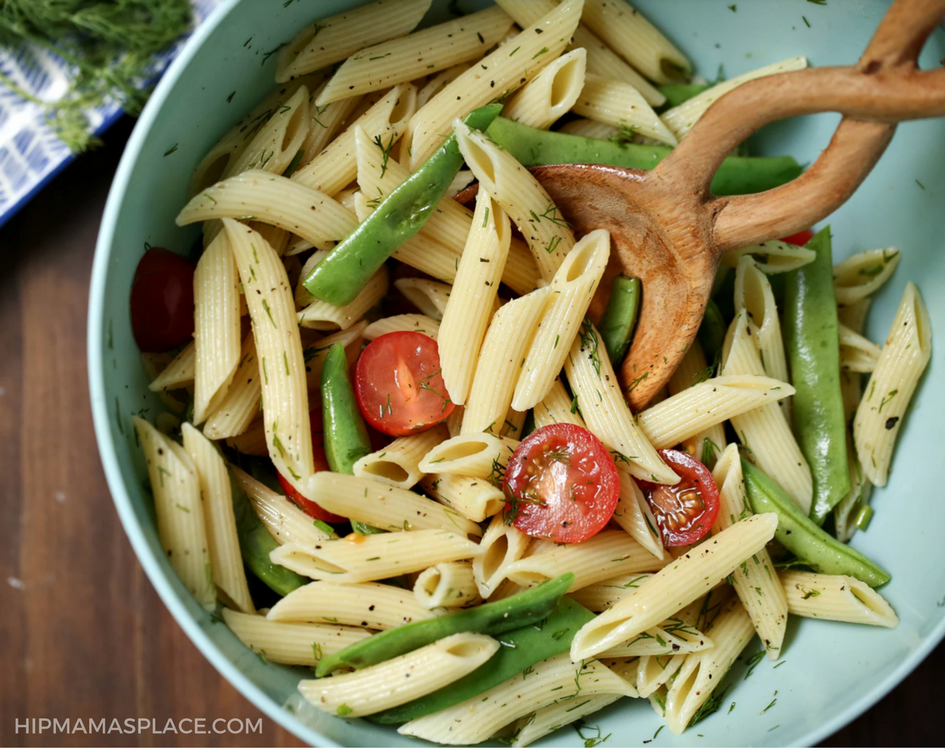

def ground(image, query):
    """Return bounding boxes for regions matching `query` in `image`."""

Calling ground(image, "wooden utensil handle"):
[652,0,945,252]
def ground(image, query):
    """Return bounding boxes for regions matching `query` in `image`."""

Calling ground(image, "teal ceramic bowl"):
[89,0,945,747]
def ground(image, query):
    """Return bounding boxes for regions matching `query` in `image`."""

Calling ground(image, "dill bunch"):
[0,0,193,152]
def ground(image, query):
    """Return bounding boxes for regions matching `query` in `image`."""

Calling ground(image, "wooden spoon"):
[530,0,945,410]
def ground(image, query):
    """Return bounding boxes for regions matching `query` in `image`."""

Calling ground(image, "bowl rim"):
[87,0,945,747]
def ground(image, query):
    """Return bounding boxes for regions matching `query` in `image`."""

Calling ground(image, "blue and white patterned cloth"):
[0,0,221,229]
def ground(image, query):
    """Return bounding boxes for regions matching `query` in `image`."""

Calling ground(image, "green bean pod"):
[485,117,803,196]
[370,597,593,724]
[784,227,850,523]
[658,82,712,108]
[316,572,575,677]
[598,275,640,366]
[303,103,503,306]
[320,343,382,535]
[229,467,309,596]
[742,460,889,587]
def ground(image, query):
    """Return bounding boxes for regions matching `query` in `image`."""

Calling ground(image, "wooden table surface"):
[1,118,941,748]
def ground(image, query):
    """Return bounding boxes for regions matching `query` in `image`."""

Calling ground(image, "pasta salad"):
[127,0,931,745]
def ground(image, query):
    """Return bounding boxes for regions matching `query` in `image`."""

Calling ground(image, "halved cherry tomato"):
[781,229,814,247]
[130,246,196,353]
[640,449,720,547]
[276,409,347,523]
[354,331,454,436]
[502,423,619,543]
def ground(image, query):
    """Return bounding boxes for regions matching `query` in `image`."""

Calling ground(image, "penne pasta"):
[854,283,931,487]
[780,570,898,628]
[269,529,484,583]
[203,333,261,439]
[833,247,900,305]
[419,432,518,480]
[133,417,215,609]
[472,516,532,599]
[532,378,585,430]
[354,425,449,489]
[414,561,481,608]
[363,313,440,341]
[720,239,816,275]
[316,8,514,105]
[667,339,727,468]
[148,340,195,392]
[419,472,506,522]
[612,461,665,560]
[838,322,882,373]
[394,277,451,320]
[298,266,388,330]
[510,694,621,748]
[232,467,329,547]
[573,74,678,146]
[503,48,587,130]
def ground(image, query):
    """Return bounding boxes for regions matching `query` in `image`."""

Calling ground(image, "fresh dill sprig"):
[0,0,194,153]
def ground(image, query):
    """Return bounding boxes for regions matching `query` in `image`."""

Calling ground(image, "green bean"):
[370,597,593,724]
[697,298,726,365]
[316,572,575,677]
[784,227,850,523]
[229,466,309,596]
[742,460,889,587]
[598,275,640,366]
[486,117,803,196]
[658,83,712,108]
[320,343,383,535]
[303,104,503,306]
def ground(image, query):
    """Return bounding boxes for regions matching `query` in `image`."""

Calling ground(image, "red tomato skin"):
[354,331,454,437]
[503,423,619,544]
[781,229,814,247]
[277,410,347,523]
[130,247,196,353]
[641,449,720,547]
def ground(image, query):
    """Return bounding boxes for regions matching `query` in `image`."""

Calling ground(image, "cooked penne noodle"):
[514,230,610,410]
[634,655,685,699]
[663,595,755,734]
[394,277,451,320]
[838,297,873,334]
[419,473,506,522]
[580,0,690,84]
[463,288,551,435]
[222,609,372,667]
[223,85,311,180]
[414,561,481,608]
[503,49,587,130]
[293,84,416,197]
[557,117,620,140]
[300,633,499,718]
[854,283,931,487]
[573,74,678,146]
[181,424,254,614]
[711,444,788,658]
[722,311,812,514]
[298,266,388,330]
[192,233,241,424]
[833,443,873,544]
[398,653,636,745]
[492,0,664,105]
[266,581,442,630]
[570,513,778,661]
[510,694,622,748]
[419,432,518,480]
[734,256,790,387]
[275,0,432,82]
[637,375,795,451]
[316,8,513,105]
[720,239,816,275]
[232,467,329,547]
[405,0,583,168]
[780,570,898,628]
[472,516,532,598]
[417,63,470,109]
[133,417,215,609]
[224,220,315,486]
[439,190,511,404]
[178,171,357,249]
[363,313,440,341]
[269,529,484,583]
[570,572,651,612]
[303,321,368,392]
[305,472,480,537]
[565,321,677,484]
[503,529,668,592]
[661,56,808,138]
[839,322,882,373]
[834,247,900,305]
[354,425,449,489]
[148,340,195,392]
[225,417,268,457]
[666,339,727,467]
[532,378,585,429]
[299,87,361,167]
[456,120,573,282]
[203,334,261,440]
[612,461,665,560]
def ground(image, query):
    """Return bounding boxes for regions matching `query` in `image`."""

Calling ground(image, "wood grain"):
[0,117,941,747]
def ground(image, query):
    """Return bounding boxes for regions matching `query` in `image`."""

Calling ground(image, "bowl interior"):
[90,0,945,747]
